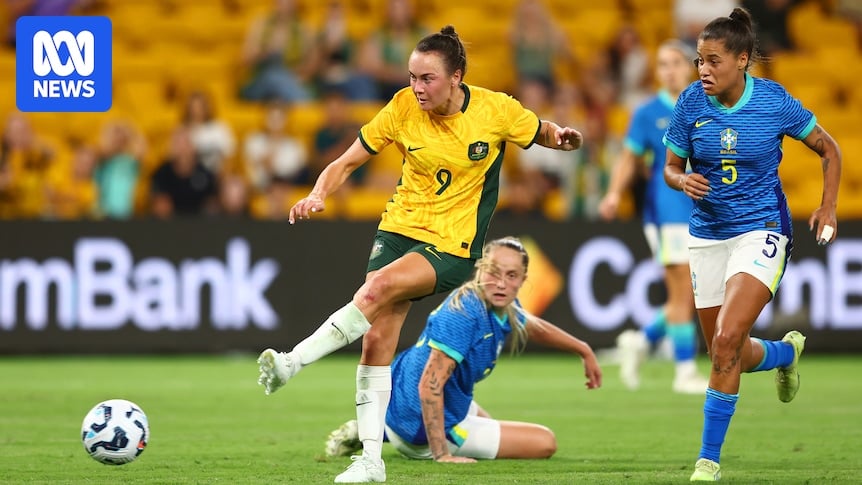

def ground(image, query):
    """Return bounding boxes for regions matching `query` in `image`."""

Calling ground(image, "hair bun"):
[440,25,457,37]
[728,7,753,30]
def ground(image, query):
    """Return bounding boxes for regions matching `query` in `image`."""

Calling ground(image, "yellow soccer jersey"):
[359,84,540,259]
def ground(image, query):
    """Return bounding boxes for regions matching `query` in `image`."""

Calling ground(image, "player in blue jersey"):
[324,237,602,462]
[662,8,842,482]
[599,39,708,395]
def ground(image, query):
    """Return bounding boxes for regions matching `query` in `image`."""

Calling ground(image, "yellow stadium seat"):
[286,103,326,140]
[606,103,633,139]
[559,8,622,51]
[768,54,818,87]
[467,43,517,93]
[542,188,570,221]
[223,102,266,140]
[813,108,862,141]
[818,46,862,91]
[350,101,386,124]
[788,83,838,113]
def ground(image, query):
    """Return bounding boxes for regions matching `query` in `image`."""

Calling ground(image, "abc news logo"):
[16,16,112,112]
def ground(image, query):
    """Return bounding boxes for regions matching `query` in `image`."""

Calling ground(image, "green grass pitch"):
[0,353,859,484]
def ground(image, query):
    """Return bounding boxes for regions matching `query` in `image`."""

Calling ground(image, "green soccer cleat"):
[690,458,721,481]
[775,330,806,403]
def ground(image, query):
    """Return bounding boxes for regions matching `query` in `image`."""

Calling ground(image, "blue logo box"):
[16,16,112,112]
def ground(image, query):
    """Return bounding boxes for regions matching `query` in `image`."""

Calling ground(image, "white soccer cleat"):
[617,329,649,390]
[325,419,362,458]
[257,348,299,395]
[334,455,386,483]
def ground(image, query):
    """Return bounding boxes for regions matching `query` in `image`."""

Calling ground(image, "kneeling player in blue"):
[325,237,602,462]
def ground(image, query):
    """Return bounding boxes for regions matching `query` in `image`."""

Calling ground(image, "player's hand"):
[288,193,325,224]
[556,126,583,150]
[435,454,477,464]
[582,352,602,390]
[808,207,837,246]
[679,172,709,200]
[598,192,620,221]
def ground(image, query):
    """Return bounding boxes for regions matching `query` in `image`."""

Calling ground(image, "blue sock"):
[644,309,667,345]
[748,338,795,372]
[667,321,697,362]
[698,388,738,463]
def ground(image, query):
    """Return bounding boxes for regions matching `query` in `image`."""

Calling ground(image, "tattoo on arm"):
[420,351,456,460]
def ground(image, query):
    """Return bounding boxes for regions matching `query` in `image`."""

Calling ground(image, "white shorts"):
[385,401,501,460]
[643,223,690,265]
[688,231,789,309]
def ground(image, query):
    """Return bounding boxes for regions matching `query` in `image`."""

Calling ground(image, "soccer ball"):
[81,399,149,465]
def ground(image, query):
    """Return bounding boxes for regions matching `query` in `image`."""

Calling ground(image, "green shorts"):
[366,230,476,297]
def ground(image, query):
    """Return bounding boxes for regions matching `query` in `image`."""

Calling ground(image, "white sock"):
[292,302,371,366]
[355,365,391,462]
[675,359,697,379]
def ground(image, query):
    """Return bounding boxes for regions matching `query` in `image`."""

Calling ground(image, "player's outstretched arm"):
[524,317,602,390]
[800,124,841,245]
[534,120,583,151]
[289,138,371,224]
[418,349,477,463]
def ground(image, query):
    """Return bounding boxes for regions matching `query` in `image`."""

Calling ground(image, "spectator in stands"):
[219,172,252,218]
[45,143,98,219]
[0,112,54,219]
[150,127,219,218]
[312,89,365,191]
[495,174,546,220]
[242,102,309,219]
[508,0,578,96]
[571,113,615,220]
[358,0,429,101]
[311,0,378,101]
[181,90,236,174]
[607,24,651,110]
[514,79,576,197]
[238,0,316,103]
[94,120,143,219]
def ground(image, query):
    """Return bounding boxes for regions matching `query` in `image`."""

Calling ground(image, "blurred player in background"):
[599,39,708,395]
[663,8,842,481]
[256,25,583,483]
[324,237,601,463]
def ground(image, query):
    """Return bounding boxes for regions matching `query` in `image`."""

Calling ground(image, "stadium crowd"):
[1,0,860,222]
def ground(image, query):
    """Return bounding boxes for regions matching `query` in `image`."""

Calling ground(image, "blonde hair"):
[447,237,536,354]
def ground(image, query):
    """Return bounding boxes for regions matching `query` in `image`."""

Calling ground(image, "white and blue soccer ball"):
[81,399,149,465]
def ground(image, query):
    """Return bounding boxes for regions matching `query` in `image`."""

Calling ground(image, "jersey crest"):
[468,141,489,161]
[720,128,738,152]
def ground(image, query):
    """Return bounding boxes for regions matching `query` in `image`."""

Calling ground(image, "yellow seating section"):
[0,0,859,219]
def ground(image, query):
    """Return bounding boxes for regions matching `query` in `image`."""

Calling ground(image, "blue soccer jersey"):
[625,90,693,226]
[385,290,525,447]
[663,74,816,240]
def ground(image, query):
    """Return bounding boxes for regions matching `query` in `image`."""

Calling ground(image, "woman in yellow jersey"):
[257,25,583,483]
